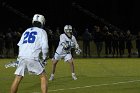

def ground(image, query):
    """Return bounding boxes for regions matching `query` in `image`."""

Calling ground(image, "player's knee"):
[67,58,73,62]
[39,72,47,78]
[52,60,58,64]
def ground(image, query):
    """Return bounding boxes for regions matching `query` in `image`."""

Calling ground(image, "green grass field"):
[0,58,140,93]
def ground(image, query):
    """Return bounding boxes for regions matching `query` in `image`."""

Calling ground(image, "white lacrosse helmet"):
[32,14,45,26]
[64,25,72,33]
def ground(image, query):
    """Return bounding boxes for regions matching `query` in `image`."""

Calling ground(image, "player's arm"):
[17,31,26,46]
[60,34,70,50]
[41,30,49,65]
[73,36,82,55]
[16,31,27,57]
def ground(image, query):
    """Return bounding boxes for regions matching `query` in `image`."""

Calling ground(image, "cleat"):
[72,75,77,80]
[49,74,54,81]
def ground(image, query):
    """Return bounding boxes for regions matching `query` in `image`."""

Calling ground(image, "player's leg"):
[39,71,48,93]
[26,59,48,93]
[52,59,59,74]
[10,75,23,93]
[67,59,77,80]
[10,59,25,93]
[65,54,77,80]
[49,59,58,80]
[68,59,75,73]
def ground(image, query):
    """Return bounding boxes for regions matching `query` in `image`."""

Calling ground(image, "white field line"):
[32,79,140,93]
[49,79,140,92]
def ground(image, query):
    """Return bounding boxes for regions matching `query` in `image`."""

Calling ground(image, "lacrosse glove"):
[75,48,82,55]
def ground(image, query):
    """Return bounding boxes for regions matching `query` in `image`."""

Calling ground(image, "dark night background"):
[1,0,140,34]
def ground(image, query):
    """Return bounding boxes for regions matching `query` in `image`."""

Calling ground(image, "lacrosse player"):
[49,25,81,81]
[10,14,49,93]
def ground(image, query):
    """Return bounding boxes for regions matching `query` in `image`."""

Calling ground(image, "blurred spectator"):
[112,30,119,57]
[93,26,104,57]
[5,28,13,58]
[82,28,92,57]
[0,32,5,58]
[102,25,109,33]
[47,28,54,58]
[72,27,78,39]
[54,27,60,51]
[118,32,125,57]
[136,31,140,57]
[104,31,112,57]
[71,27,78,57]
[125,30,133,57]
[12,30,21,57]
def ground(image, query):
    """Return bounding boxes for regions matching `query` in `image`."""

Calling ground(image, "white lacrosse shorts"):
[53,53,73,62]
[14,58,45,76]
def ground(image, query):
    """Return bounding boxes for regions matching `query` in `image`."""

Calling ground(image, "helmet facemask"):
[65,29,72,38]
[64,25,73,38]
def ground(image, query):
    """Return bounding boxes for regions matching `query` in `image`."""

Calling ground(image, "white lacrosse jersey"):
[17,27,48,59]
[55,33,79,55]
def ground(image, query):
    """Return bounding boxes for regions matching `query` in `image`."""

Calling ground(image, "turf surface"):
[0,58,140,93]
